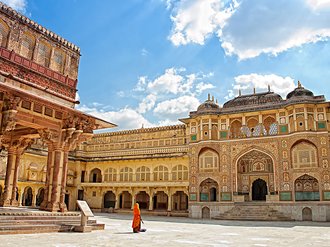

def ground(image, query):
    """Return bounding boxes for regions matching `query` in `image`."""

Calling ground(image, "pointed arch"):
[291,140,318,169]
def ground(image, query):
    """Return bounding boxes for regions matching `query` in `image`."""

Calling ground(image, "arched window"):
[153,165,168,181]
[230,120,242,138]
[136,166,150,181]
[104,168,117,182]
[90,168,102,183]
[0,19,9,47]
[172,165,188,181]
[292,141,318,169]
[20,33,35,59]
[120,167,133,182]
[199,150,219,172]
[36,41,51,67]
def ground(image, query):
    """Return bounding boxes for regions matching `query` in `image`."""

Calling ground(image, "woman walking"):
[132,203,141,233]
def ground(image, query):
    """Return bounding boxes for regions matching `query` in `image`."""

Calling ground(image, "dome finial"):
[253,87,256,94]
[298,81,302,88]
[268,85,271,92]
[208,93,210,101]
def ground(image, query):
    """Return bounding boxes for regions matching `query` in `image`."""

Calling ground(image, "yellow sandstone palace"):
[0,2,329,221]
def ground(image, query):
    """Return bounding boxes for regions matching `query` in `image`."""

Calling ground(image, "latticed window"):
[0,21,9,47]
[172,165,188,181]
[136,166,150,181]
[120,167,133,181]
[104,168,117,182]
[153,166,168,181]
[199,150,219,172]
[269,123,278,135]
[37,42,51,67]
[20,34,35,59]
[292,142,318,169]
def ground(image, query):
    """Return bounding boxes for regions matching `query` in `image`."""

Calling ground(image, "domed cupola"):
[286,81,314,100]
[196,94,220,114]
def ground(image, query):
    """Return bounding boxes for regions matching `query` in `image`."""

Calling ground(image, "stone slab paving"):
[1,213,330,247]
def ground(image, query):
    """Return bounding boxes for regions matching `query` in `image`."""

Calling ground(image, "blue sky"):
[5,0,330,130]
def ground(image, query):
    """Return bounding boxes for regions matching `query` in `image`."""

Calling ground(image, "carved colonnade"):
[0,92,96,212]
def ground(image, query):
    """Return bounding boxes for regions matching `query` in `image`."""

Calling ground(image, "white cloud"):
[2,0,27,13]
[77,105,153,131]
[169,0,239,46]
[306,0,330,9]
[134,76,147,92]
[147,68,188,94]
[154,95,200,117]
[137,94,157,113]
[168,0,330,60]
[196,82,216,94]
[226,73,295,99]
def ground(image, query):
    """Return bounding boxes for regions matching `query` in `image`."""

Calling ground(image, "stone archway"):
[295,174,320,201]
[199,178,219,202]
[172,191,188,211]
[202,206,210,219]
[103,191,116,209]
[90,168,102,183]
[252,178,267,200]
[237,150,274,200]
[22,187,33,206]
[302,207,312,221]
[36,188,44,207]
[136,191,149,209]
[153,191,168,210]
[119,191,132,209]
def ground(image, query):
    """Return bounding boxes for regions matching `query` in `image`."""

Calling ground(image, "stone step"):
[214,204,293,221]
[0,219,97,226]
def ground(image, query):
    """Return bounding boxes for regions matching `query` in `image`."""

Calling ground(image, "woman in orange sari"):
[132,203,141,233]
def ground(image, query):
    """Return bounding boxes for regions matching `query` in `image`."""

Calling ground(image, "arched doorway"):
[90,168,102,183]
[153,191,168,210]
[22,187,33,206]
[103,191,116,209]
[237,150,274,200]
[172,191,188,211]
[295,174,320,201]
[36,188,44,207]
[136,191,149,209]
[202,207,210,219]
[119,191,132,209]
[199,178,218,202]
[252,179,267,200]
[302,207,312,221]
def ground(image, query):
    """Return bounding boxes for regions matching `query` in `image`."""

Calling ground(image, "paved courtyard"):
[1,213,330,247]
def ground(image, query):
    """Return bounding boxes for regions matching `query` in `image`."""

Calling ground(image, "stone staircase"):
[213,203,293,221]
[0,208,105,234]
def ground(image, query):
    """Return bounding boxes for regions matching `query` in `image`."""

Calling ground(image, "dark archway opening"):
[252,179,267,200]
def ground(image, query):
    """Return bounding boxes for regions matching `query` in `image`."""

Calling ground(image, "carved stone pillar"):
[39,126,90,212]
[59,150,69,212]
[149,193,154,211]
[115,193,120,209]
[0,146,15,206]
[11,138,32,206]
[167,192,172,212]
